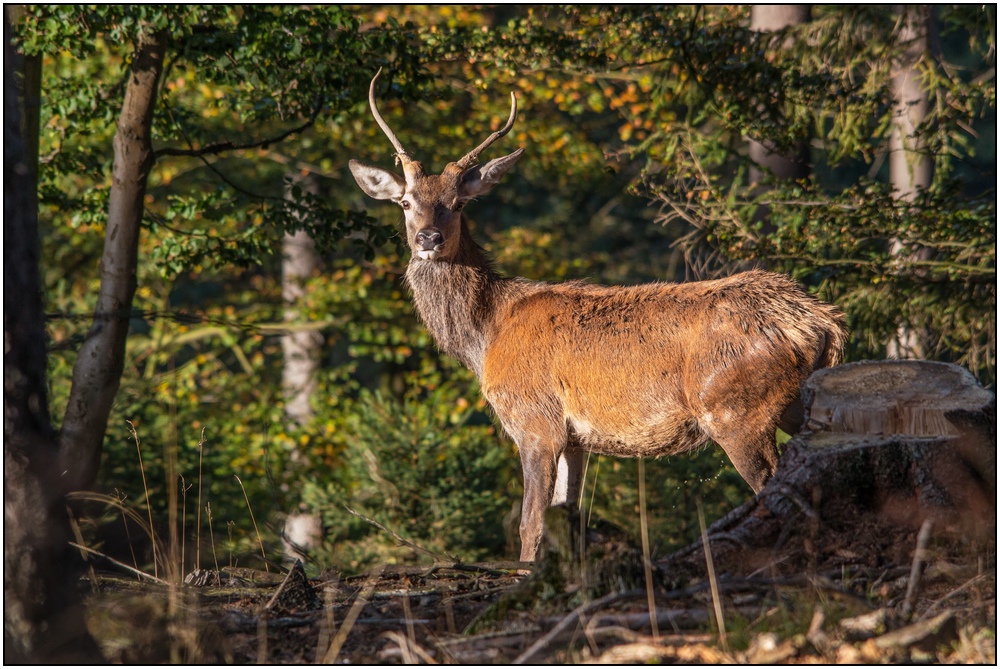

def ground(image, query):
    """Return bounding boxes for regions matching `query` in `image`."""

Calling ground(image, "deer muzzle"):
[414,228,445,260]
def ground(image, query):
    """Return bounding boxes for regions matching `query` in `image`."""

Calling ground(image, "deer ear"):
[459,148,524,199]
[349,160,406,201]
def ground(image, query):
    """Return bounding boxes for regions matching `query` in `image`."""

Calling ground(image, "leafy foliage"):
[14,5,995,575]
[557,5,996,377]
[301,382,518,571]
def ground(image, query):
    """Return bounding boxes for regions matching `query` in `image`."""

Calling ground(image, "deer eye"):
[400,200,411,210]
[454,201,465,212]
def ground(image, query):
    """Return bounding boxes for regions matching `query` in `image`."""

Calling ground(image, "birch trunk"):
[887,5,933,359]
[749,5,811,186]
[281,174,322,426]
[281,172,324,562]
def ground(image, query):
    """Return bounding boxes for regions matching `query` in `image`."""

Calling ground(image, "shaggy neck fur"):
[404,222,535,379]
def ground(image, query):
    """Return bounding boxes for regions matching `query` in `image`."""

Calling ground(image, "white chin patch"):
[416,249,441,261]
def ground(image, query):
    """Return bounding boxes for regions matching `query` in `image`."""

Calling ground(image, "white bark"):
[749,5,812,186]
[887,6,933,359]
[281,174,323,426]
[281,172,324,563]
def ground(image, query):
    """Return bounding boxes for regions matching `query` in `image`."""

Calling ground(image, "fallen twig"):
[381,630,438,664]
[344,505,456,564]
[513,590,645,664]
[321,564,385,663]
[921,573,989,620]
[68,541,168,584]
[902,519,934,621]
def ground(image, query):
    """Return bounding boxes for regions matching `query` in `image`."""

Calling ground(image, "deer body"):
[350,71,848,562]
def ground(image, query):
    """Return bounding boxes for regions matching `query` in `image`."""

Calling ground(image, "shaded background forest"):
[11,5,996,577]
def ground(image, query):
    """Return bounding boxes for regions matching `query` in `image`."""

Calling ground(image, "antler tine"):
[455,91,517,170]
[368,67,410,163]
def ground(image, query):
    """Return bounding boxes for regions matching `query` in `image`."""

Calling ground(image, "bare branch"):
[153,97,323,160]
[343,504,456,564]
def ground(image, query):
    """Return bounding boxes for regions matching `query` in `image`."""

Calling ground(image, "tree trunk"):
[4,10,102,661]
[281,172,324,562]
[58,28,166,492]
[281,173,322,426]
[6,5,41,208]
[749,5,811,186]
[887,5,933,359]
[661,360,995,581]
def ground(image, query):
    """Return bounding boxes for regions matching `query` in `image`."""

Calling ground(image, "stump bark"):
[661,360,995,581]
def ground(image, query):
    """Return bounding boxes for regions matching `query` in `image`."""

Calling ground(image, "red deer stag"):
[349,70,848,562]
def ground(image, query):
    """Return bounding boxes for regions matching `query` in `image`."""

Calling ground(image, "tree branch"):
[343,504,457,564]
[153,97,324,159]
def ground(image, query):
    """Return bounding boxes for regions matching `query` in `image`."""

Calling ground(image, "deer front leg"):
[484,381,568,562]
[518,444,557,562]
[514,421,569,562]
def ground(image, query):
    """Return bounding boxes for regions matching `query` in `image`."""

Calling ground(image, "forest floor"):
[82,511,995,664]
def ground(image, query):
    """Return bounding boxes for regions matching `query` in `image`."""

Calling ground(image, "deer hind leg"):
[711,425,780,494]
[697,368,796,493]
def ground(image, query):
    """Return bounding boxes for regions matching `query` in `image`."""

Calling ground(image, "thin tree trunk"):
[747,4,811,248]
[4,10,102,661]
[888,6,933,203]
[749,5,811,186]
[887,5,933,359]
[281,172,324,562]
[281,173,322,426]
[58,28,166,492]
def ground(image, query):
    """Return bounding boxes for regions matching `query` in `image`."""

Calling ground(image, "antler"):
[455,92,517,170]
[368,68,410,163]
[368,67,517,170]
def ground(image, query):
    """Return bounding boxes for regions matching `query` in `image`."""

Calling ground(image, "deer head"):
[349,69,524,262]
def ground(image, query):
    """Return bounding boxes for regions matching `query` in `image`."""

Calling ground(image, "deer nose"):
[415,229,444,251]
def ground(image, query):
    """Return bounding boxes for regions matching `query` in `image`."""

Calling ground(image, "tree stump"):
[661,360,995,580]
[803,360,994,444]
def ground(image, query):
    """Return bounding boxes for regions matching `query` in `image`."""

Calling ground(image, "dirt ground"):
[82,509,995,665]
[76,362,997,663]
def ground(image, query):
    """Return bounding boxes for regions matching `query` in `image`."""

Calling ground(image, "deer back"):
[479,271,847,457]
